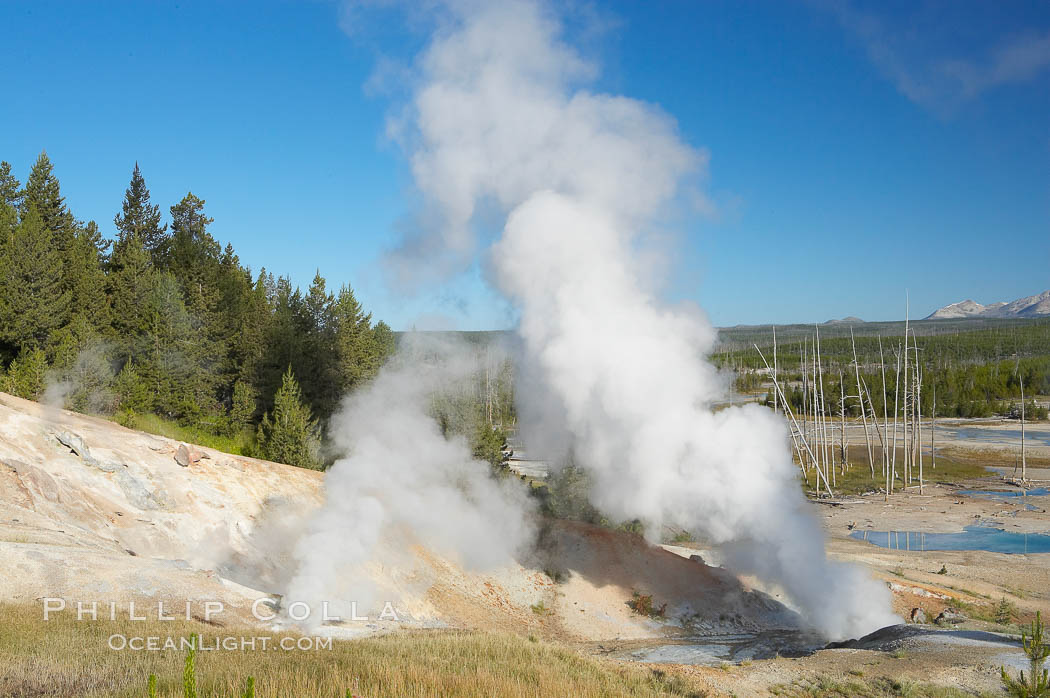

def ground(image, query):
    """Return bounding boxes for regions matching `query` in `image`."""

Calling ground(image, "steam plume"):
[386,0,896,639]
[285,335,534,624]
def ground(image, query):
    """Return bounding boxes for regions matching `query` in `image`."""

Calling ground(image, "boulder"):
[935,608,967,625]
[909,607,927,624]
[55,431,90,459]
[175,444,209,467]
[55,430,112,470]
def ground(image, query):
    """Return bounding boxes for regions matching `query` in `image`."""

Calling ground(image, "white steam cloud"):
[381,0,895,639]
[285,336,534,624]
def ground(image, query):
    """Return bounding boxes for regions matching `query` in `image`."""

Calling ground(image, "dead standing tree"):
[815,326,833,488]
[913,331,924,495]
[891,340,902,493]
[851,327,875,477]
[879,335,891,500]
[756,344,834,497]
[839,370,849,474]
[1020,374,1028,482]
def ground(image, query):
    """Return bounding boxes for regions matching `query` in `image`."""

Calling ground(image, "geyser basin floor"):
[601,629,826,666]
[850,525,1050,553]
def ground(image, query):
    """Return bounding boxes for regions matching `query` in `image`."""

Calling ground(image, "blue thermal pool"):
[952,427,1050,448]
[850,525,1050,554]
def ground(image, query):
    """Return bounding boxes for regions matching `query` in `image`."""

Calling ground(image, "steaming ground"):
[0,391,807,644]
[283,339,535,627]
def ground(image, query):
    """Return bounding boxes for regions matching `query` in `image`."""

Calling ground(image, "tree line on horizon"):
[723,322,1050,420]
[0,152,395,468]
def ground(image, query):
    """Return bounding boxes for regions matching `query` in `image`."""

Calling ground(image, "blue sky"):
[1,1,1047,329]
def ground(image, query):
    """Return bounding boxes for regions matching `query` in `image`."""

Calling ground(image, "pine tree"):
[0,208,70,348]
[212,245,260,408]
[167,192,219,285]
[2,347,48,400]
[67,222,110,332]
[223,379,257,436]
[113,359,152,414]
[234,270,271,385]
[0,161,21,214]
[0,164,19,325]
[108,222,155,346]
[163,194,225,420]
[333,284,373,392]
[140,272,218,422]
[1001,611,1050,697]
[22,152,75,255]
[256,277,303,416]
[113,163,168,263]
[300,271,339,417]
[256,367,321,469]
[371,321,396,368]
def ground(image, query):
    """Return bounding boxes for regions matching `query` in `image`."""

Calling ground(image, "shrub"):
[3,347,47,400]
[997,598,1018,625]
[628,591,666,619]
[544,463,601,524]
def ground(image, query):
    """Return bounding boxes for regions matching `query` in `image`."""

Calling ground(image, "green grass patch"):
[801,445,992,496]
[117,411,253,456]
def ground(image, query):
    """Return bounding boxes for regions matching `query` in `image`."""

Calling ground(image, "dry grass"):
[0,603,709,697]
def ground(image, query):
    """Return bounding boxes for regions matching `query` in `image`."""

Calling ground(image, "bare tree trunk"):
[931,383,937,470]
[852,327,874,477]
[485,352,494,426]
[816,326,833,488]
[812,346,822,487]
[755,344,833,495]
[814,340,828,491]
[892,342,902,493]
[915,337,923,495]
[903,297,911,486]
[772,325,778,414]
[1020,375,1027,482]
[879,336,891,500]
[801,339,809,477]
[840,371,848,473]
[863,378,885,450]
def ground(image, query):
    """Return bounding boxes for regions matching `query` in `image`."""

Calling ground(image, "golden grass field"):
[0,603,710,698]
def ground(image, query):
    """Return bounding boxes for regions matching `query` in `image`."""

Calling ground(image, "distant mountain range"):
[925,290,1050,320]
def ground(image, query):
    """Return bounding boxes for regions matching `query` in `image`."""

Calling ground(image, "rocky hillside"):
[926,290,1050,319]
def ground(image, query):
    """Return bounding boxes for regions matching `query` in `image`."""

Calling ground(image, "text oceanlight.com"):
[106,635,332,652]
